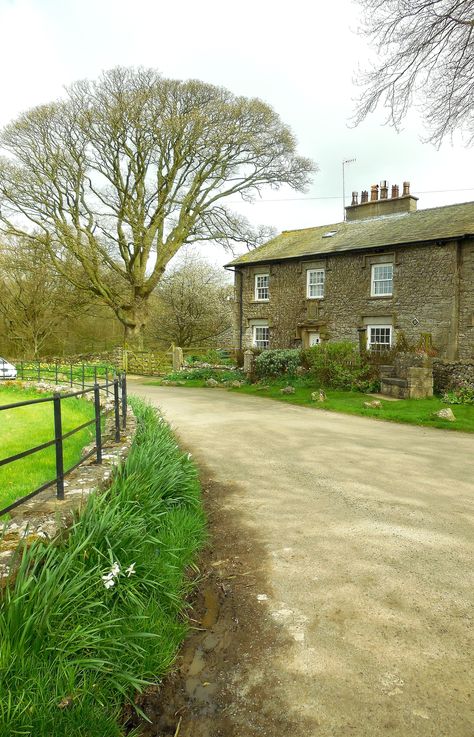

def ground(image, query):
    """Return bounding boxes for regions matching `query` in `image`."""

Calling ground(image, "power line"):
[229,187,474,204]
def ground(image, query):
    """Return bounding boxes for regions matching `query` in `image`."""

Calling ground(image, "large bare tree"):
[0,67,314,345]
[353,0,474,146]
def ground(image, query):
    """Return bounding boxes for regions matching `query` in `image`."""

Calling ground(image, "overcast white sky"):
[0,0,472,266]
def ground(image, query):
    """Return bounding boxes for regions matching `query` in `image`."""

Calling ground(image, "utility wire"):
[228,187,474,204]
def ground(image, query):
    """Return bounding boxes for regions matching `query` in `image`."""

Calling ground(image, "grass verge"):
[144,377,474,433]
[0,384,96,510]
[0,397,206,737]
[232,382,474,432]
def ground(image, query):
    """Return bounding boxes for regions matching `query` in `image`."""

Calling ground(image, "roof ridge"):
[280,200,474,235]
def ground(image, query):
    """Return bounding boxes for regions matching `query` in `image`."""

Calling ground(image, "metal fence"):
[10,360,117,390]
[0,372,127,517]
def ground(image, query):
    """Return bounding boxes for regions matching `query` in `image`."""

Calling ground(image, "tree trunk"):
[124,322,146,350]
[120,300,149,350]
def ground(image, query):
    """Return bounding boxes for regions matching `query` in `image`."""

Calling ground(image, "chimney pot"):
[351,191,358,206]
[391,184,399,199]
[370,184,379,202]
[380,180,388,199]
[403,181,410,196]
[361,189,368,203]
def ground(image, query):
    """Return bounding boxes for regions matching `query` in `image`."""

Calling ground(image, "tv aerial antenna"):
[342,158,356,221]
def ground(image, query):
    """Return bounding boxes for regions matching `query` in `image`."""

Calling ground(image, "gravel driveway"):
[130,382,474,737]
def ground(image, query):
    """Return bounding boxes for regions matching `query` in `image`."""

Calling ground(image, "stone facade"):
[233,238,474,361]
[433,358,474,393]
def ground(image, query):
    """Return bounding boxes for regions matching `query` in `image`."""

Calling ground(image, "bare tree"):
[0,238,93,358]
[0,67,315,345]
[353,0,474,146]
[147,250,233,347]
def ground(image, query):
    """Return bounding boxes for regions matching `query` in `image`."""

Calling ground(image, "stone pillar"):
[243,350,255,377]
[172,346,184,371]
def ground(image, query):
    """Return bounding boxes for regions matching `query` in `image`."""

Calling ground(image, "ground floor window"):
[367,325,392,351]
[253,324,270,350]
[308,332,321,346]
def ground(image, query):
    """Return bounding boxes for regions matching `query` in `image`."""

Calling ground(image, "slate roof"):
[227,201,474,266]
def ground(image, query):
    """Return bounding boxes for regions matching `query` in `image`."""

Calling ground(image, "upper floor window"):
[371,263,393,296]
[255,273,269,301]
[307,269,325,299]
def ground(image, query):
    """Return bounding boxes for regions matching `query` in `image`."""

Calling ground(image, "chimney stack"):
[370,184,379,201]
[344,178,418,221]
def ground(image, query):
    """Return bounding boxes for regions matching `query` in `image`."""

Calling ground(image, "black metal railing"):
[0,373,127,517]
[5,360,117,392]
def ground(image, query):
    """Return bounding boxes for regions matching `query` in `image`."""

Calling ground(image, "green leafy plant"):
[254,349,302,378]
[164,367,244,383]
[443,383,474,405]
[303,342,379,391]
[0,398,206,737]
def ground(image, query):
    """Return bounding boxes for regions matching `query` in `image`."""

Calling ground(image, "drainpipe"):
[224,266,243,350]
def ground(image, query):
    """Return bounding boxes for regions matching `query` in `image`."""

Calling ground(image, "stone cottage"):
[226,183,474,360]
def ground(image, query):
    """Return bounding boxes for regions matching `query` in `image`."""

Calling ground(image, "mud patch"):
[125,473,317,737]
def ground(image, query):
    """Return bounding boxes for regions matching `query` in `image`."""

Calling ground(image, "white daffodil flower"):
[125,563,136,577]
[111,562,120,577]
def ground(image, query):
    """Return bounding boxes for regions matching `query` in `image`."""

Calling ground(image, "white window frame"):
[367,325,393,351]
[254,273,269,301]
[306,268,325,299]
[253,324,270,350]
[371,263,393,297]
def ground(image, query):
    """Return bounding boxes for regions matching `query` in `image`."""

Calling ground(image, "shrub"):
[303,342,379,391]
[443,383,474,405]
[254,349,302,378]
[164,367,245,383]
[185,349,233,366]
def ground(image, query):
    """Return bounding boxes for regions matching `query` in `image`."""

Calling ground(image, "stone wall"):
[234,238,474,360]
[433,359,474,393]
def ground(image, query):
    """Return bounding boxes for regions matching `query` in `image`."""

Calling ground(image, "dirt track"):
[129,382,474,737]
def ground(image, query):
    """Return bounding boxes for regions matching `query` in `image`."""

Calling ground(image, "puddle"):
[200,587,220,628]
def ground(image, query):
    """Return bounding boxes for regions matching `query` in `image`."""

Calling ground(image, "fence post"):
[105,367,109,395]
[37,361,41,381]
[69,364,73,387]
[121,372,127,430]
[20,361,24,380]
[113,378,120,442]
[55,361,58,384]
[94,383,102,464]
[82,364,85,391]
[93,366,97,386]
[53,392,65,500]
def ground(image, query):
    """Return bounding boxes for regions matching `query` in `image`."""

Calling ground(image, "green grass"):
[16,362,115,386]
[0,384,96,510]
[232,382,474,432]
[0,398,206,737]
[146,376,474,433]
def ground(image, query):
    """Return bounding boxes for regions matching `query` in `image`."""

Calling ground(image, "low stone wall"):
[433,359,474,394]
[0,383,136,579]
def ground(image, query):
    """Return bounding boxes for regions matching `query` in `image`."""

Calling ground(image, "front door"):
[308,332,321,346]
